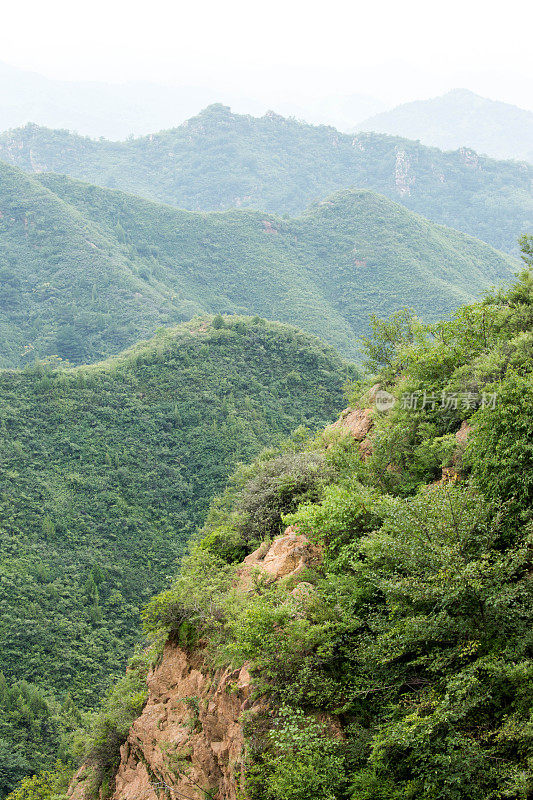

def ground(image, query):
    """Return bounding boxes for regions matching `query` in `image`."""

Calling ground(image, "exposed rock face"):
[328,407,373,441]
[326,406,374,458]
[69,531,321,800]
[238,527,321,588]
[455,420,473,446]
[112,648,254,800]
[394,147,416,196]
[439,420,474,483]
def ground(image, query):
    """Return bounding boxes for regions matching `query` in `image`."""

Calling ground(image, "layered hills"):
[0,161,517,367]
[0,105,531,253]
[357,88,533,163]
[0,315,349,733]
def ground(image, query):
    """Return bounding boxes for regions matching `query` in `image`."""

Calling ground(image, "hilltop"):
[0,106,531,253]
[0,313,352,792]
[358,88,533,163]
[0,162,517,367]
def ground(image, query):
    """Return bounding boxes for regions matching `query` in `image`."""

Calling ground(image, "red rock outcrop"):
[68,530,322,800]
[238,527,320,588]
[112,648,253,800]
[438,420,474,483]
[455,420,473,447]
[325,406,374,458]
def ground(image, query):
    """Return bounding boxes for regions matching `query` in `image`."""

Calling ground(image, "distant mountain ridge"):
[0,61,384,139]
[0,61,222,139]
[0,160,517,368]
[0,105,531,254]
[357,89,533,163]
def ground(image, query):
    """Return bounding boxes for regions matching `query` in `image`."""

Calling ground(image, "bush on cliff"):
[141,239,533,799]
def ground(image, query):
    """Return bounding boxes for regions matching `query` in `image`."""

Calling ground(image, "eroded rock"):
[69,530,324,800]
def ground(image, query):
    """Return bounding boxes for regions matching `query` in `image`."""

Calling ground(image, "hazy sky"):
[1,0,532,110]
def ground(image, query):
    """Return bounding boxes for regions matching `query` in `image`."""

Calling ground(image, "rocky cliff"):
[68,529,322,800]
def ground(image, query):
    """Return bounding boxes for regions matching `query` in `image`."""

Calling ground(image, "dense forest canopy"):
[0,160,516,367]
[0,316,353,795]
[0,105,531,254]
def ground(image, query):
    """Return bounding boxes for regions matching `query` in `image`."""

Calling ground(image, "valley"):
[0,161,517,367]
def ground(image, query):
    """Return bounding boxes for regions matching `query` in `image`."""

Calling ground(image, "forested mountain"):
[0,315,351,792]
[66,241,533,800]
[0,106,531,254]
[0,161,516,367]
[0,162,181,368]
[358,88,533,163]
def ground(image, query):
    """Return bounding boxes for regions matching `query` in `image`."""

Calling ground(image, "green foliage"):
[4,763,71,800]
[0,106,531,254]
[0,159,517,367]
[359,309,423,376]
[0,743,30,800]
[141,546,236,638]
[467,372,533,527]
[79,646,155,780]
[199,448,331,562]
[519,234,533,267]
[344,240,533,498]
[245,706,346,800]
[0,677,79,799]
[143,264,533,799]
[0,318,349,784]
[211,314,225,329]
[284,483,379,570]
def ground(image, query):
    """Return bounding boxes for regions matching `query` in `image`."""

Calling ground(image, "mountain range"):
[0,58,532,800]
[0,61,385,140]
[1,105,530,256]
[0,160,516,368]
[357,88,533,163]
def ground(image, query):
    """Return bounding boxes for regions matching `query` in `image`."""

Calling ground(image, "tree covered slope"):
[0,315,351,717]
[0,161,184,367]
[131,242,533,800]
[0,162,517,367]
[0,105,531,253]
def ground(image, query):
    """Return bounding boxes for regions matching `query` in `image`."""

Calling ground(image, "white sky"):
[1,0,532,110]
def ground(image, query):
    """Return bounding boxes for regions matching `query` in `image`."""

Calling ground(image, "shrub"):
[199,449,330,561]
[141,547,236,637]
[4,763,71,800]
[245,707,346,800]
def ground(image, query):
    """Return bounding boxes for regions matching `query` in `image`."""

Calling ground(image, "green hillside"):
[0,161,185,367]
[0,105,531,253]
[0,316,350,741]
[108,239,533,800]
[0,162,516,368]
